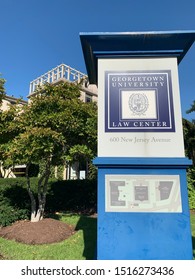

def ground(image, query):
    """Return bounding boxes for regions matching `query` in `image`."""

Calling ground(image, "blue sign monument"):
[80,31,195,259]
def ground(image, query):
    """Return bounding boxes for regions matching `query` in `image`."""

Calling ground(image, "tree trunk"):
[26,160,51,222]
[31,209,43,222]
[26,163,38,222]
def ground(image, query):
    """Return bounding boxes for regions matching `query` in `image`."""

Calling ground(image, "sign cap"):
[80,31,195,84]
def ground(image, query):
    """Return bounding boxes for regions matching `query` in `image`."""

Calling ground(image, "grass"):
[0,213,194,260]
[190,212,195,258]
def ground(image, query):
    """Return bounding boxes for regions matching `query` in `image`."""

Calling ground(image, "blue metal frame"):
[94,157,192,168]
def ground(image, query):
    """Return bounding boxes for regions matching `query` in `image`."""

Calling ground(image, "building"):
[1,94,27,111]
[0,95,28,178]
[28,63,98,180]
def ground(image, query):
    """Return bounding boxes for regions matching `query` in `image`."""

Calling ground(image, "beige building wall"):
[1,95,27,112]
[0,95,27,178]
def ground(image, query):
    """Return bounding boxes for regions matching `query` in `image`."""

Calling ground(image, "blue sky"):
[0,0,195,120]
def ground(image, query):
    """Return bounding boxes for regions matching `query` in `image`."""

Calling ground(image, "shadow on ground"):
[75,215,97,260]
[192,236,195,259]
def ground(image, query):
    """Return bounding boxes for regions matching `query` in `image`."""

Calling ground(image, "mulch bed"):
[0,218,75,245]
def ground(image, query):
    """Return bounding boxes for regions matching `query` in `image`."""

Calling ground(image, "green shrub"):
[0,177,97,226]
[0,202,29,227]
[0,178,34,226]
[0,191,29,226]
[46,179,97,213]
[188,168,195,210]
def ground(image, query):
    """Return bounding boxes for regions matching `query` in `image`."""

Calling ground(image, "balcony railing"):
[29,64,88,95]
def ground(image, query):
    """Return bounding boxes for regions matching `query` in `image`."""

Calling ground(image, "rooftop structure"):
[28,63,98,103]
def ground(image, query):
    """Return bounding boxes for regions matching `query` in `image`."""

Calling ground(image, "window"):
[85,94,92,103]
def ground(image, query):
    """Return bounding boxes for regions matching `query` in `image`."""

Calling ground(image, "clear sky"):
[0,0,195,120]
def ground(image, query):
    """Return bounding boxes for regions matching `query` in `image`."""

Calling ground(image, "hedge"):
[0,177,97,226]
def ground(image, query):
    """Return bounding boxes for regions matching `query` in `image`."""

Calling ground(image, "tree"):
[0,81,97,222]
[183,118,195,165]
[183,100,195,165]
[184,100,195,209]
[0,74,6,105]
[186,100,195,117]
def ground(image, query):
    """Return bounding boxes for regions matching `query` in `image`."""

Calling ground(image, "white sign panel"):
[98,58,185,157]
[105,174,182,213]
